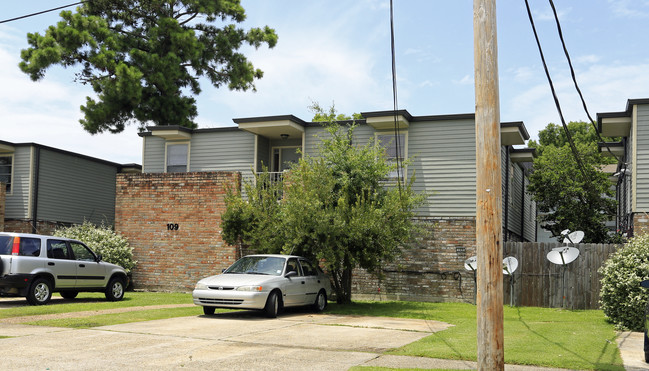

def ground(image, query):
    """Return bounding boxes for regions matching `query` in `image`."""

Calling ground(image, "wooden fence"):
[503,242,620,310]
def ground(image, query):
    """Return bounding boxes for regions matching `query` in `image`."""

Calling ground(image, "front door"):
[46,239,77,288]
[272,147,301,173]
[282,258,307,306]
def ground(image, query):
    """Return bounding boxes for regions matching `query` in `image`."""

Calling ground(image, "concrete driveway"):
[0,308,576,371]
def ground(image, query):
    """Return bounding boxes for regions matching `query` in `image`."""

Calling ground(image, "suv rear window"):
[0,236,41,256]
[0,236,12,255]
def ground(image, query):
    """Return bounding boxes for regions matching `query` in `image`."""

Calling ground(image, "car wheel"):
[313,290,327,312]
[203,306,215,316]
[60,291,78,299]
[27,278,52,305]
[264,291,280,318]
[105,277,125,301]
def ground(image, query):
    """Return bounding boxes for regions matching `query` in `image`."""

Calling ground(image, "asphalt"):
[0,305,647,370]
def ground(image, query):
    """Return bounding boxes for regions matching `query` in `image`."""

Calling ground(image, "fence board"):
[503,242,620,309]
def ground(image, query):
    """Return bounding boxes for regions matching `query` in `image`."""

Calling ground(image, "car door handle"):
[48,262,55,266]
[79,264,85,268]
[301,281,305,284]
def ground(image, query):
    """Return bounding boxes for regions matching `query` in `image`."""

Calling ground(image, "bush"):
[54,221,137,274]
[599,234,649,331]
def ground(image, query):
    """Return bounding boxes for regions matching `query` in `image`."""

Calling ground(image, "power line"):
[523,0,591,183]
[0,2,86,24]
[547,0,621,163]
[389,0,403,195]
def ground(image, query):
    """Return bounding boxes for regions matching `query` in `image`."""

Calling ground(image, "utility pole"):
[473,0,504,370]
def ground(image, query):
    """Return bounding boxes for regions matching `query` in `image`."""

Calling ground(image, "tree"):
[222,108,425,304]
[527,121,617,242]
[19,0,277,134]
[309,101,362,122]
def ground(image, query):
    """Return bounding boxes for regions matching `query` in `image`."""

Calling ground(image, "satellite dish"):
[503,256,518,275]
[560,229,571,236]
[565,231,584,245]
[547,247,580,265]
[464,256,477,271]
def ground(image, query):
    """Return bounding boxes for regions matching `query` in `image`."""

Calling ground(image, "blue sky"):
[1,1,649,164]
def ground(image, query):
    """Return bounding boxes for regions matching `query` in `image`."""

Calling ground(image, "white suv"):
[0,232,128,305]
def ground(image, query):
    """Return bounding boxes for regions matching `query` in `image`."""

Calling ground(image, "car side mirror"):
[285,271,297,278]
[96,254,103,262]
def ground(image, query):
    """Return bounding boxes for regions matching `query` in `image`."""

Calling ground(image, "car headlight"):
[236,285,263,292]
[195,282,208,290]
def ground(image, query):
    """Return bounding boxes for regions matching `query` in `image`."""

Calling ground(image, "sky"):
[1,1,649,164]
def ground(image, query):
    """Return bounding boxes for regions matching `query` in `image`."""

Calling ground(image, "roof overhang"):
[362,110,412,130]
[510,148,536,163]
[598,115,631,137]
[0,142,15,153]
[149,126,193,140]
[598,141,624,158]
[234,115,306,140]
[501,122,529,146]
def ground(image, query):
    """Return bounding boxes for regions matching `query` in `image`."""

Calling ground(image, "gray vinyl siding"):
[36,148,117,225]
[257,136,270,170]
[142,136,165,173]
[636,104,649,211]
[189,131,255,172]
[522,177,536,241]
[409,119,476,216]
[4,146,32,219]
[508,164,524,236]
[501,146,509,232]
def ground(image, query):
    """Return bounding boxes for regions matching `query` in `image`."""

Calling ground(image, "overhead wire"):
[523,0,592,183]
[389,0,403,196]
[0,2,86,24]
[547,0,621,163]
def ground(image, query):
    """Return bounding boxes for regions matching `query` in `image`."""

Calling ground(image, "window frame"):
[165,142,190,173]
[0,153,14,195]
[375,131,408,180]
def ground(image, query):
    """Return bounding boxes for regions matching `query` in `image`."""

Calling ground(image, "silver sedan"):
[192,254,332,318]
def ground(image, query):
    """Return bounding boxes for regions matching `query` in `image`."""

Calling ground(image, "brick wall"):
[633,213,649,236]
[352,217,477,303]
[3,219,60,235]
[115,172,241,291]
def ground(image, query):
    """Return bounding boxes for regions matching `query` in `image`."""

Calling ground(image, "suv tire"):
[27,278,52,305]
[105,277,125,301]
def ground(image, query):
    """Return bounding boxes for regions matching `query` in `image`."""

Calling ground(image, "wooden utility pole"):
[473,0,504,370]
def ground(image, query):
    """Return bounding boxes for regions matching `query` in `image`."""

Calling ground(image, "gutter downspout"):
[520,167,526,240]
[31,146,40,234]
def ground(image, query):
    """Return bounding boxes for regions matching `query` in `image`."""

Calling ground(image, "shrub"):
[599,234,649,331]
[54,221,137,274]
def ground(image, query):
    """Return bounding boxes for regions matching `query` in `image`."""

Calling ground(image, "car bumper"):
[192,289,270,310]
[0,274,34,296]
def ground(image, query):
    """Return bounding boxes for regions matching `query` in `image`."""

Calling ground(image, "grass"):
[1,293,626,370]
[327,301,624,371]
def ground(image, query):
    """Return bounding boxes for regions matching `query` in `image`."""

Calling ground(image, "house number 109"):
[167,223,179,231]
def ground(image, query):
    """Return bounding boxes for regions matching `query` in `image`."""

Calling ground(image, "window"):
[70,242,97,262]
[47,240,71,260]
[376,132,407,179]
[166,143,189,173]
[0,155,12,193]
[299,259,317,276]
[19,238,41,257]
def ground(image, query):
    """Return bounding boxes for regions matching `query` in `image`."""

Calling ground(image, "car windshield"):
[224,256,285,276]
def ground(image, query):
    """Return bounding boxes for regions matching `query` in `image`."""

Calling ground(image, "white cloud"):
[502,62,649,142]
[454,75,473,85]
[607,0,649,18]
[534,6,572,21]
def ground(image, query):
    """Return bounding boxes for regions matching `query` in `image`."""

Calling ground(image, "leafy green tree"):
[222,108,425,304]
[19,0,277,134]
[527,121,617,242]
[309,101,362,122]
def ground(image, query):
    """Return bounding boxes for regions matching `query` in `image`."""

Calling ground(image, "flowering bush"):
[54,221,136,274]
[599,234,649,331]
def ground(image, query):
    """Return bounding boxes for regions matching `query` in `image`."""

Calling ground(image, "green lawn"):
[0,293,626,370]
[327,301,624,371]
